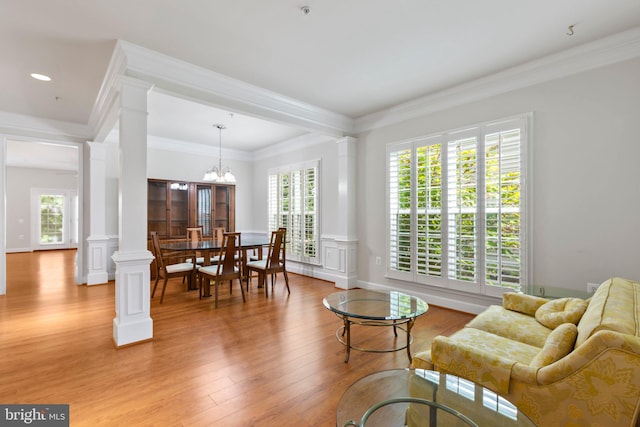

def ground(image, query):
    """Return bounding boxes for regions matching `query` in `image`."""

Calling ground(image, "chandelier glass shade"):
[203,124,236,183]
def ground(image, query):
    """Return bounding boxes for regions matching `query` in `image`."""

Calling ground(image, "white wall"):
[6,167,78,252]
[356,57,640,310]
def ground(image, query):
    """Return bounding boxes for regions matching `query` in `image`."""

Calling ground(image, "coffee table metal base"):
[335,315,416,363]
[342,397,477,427]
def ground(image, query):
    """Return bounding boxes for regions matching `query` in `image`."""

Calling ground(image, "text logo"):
[1,405,69,426]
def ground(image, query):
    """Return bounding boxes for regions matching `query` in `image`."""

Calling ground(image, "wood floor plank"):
[0,250,475,426]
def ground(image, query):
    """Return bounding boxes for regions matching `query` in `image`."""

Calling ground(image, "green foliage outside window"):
[40,195,64,244]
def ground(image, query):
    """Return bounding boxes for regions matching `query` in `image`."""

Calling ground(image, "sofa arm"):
[411,350,434,370]
[536,330,640,385]
[502,292,549,316]
[431,336,516,395]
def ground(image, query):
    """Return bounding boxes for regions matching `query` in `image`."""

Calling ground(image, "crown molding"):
[144,131,334,163]
[355,26,640,133]
[0,110,90,142]
[251,133,336,161]
[115,40,353,137]
[146,134,247,159]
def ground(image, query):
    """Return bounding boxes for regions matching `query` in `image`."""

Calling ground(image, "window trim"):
[386,114,532,296]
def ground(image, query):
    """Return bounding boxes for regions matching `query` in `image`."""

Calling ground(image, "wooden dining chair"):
[247,227,286,284]
[213,227,225,242]
[184,227,206,267]
[197,232,245,308]
[186,227,203,243]
[246,228,290,297]
[150,231,199,303]
[209,227,228,265]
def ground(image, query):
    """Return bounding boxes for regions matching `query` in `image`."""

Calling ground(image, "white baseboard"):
[6,247,32,253]
[356,280,492,314]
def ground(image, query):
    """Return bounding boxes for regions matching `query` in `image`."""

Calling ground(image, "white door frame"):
[1,137,84,295]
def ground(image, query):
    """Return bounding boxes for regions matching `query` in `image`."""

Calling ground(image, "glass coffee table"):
[337,369,536,427]
[323,289,429,363]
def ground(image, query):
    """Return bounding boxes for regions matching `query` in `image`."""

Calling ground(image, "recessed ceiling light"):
[30,73,51,81]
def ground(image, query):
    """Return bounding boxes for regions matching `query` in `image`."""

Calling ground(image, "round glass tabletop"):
[323,289,428,321]
[336,369,536,427]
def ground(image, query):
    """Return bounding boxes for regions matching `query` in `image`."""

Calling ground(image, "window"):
[196,185,212,235]
[31,188,79,251]
[268,160,320,264]
[40,195,65,244]
[387,116,529,296]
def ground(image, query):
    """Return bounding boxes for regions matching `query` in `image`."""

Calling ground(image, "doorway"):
[3,139,83,295]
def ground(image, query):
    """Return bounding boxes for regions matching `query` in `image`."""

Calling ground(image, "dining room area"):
[146,175,292,307]
[149,225,289,307]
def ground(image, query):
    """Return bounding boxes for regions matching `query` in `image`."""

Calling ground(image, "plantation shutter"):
[447,135,478,284]
[279,173,290,233]
[416,141,443,278]
[304,166,317,258]
[267,160,321,265]
[290,169,303,257]
[267,174,278,232]
[484,124,523,288]
[388,143,413,278]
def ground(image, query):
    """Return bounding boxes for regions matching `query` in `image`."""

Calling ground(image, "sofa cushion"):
[535,297,588,329]
[576,277,640,347]
[435,327,541,365]
[431,327,540,394]
[466,305,552,348]
[530,323,578,368]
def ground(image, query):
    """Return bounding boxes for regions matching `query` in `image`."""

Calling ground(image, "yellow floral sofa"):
[412,277,640,426]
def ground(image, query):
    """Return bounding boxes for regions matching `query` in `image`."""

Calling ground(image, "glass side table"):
[323,289,429,363]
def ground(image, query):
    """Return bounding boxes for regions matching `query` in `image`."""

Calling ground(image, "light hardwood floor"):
[0,250,474,426]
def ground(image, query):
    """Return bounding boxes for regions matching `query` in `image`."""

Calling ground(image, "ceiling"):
[2,0,640,155]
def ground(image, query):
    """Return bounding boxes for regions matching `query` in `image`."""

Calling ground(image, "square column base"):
[113,317,153,348]
[112,250,154,347]
[86,236,110,285]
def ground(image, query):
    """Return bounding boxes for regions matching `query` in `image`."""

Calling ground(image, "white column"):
[112,76,154,347]
[86,141,109,285]
[333,136,358,289]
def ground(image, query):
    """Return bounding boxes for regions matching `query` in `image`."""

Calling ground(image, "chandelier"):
[203,124,236,183]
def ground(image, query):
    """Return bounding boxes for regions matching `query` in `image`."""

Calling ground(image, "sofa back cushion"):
[576,277,640,347]
[535,297,588,329]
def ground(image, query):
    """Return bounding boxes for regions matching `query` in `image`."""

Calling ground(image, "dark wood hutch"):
[147,178,235,240]
[147,179,235,276]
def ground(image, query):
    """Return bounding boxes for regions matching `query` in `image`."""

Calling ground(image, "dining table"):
[160,233,270,297]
